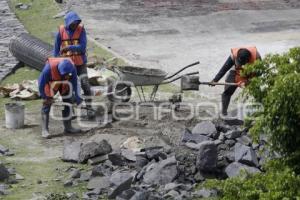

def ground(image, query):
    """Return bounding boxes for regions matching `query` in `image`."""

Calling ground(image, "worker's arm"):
[70,68,82,105]
[65,28,87,54]
[213,56,235,82]
[38,64,51,99]
[53,32,62,57]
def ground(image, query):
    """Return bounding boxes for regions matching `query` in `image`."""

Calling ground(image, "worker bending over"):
[210,46,261,116]
[38,58,82,139]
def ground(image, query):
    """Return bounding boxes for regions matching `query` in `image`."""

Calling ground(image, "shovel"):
[181,75,238,91]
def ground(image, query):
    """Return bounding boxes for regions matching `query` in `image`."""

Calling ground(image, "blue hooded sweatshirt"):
[53,11,87,65]
[38,59,82,104]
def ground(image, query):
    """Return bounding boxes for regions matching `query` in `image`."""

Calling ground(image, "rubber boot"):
[41,112,51,139]
[62,106,81,134]
[221,93,231,116]
[63,120,81,134]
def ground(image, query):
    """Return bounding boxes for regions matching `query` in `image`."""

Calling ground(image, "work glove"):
[237,81,246,88]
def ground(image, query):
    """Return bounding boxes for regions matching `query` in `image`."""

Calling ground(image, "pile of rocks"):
[61,119,272,199]
[0,145,23,196]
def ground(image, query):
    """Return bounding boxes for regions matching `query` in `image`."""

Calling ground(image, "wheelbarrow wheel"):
[107,82,132,102]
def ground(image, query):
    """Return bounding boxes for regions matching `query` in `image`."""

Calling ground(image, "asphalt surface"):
[70,0,300,96]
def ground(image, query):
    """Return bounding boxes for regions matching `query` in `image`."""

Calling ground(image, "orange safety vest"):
[44,57,73,97]
[59,24,84,66]
[231,46,258,84]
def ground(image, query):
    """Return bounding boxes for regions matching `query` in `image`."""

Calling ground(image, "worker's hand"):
[208,80,217,87]
[43,98,54,106]
[237,81,246,88]
[60,47,69,54]
[76,97,83,105]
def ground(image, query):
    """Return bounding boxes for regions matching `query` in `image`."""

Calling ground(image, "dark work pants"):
[41,95,72,119]
[221,70,238,115]
[76,64,92,106]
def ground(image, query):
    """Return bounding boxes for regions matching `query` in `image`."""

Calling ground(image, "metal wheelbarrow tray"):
[108,62,200,102]
[114,66,168,86]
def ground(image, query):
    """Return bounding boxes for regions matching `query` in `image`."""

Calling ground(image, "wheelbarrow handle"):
[200,81,238,86]
[164,61,200,80]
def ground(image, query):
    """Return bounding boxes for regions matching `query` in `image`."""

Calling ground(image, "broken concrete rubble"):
[78,140,112,163]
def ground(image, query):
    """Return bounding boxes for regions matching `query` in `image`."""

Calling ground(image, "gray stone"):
[62,141,82,162]
[108,151,126,166]
[130,190,150,200]
[235,143,259,166]
[70,169,81,179]
[144,146,167,161]
[192,121,217,138]
[225,162,260,178]
[237,135,252,146]
[181,129,212,144]
[0,145,9,154]
[142,156,178,185]
[15,174,24,180]
[225,139,236,147]
[79,171,91,182]
[135,153,148,169]
[184,142,202,150]
[108,170,133,199]
[116,189,135,200]
[66,192,78,200]
[78,140,112,163]
[196,141,218,172]
[217,143,229,151]
[192,188,218,198]
[225,130,242,139]
[225,151,235,162]
[121,149,136,162]
[64,180,73,187]
[88,155,108,165]
[194,171,205,182]
[87,176,110,190]
[0,164,9,181]
[164,190,180,198]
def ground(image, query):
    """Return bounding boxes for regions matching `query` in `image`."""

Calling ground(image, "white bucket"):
[4,102,25,129]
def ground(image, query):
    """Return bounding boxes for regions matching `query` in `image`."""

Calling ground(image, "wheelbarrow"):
[106,61,200,102]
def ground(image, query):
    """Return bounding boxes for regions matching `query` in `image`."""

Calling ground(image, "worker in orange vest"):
[210,46,261,116]
[54,11,94,119]
[38,58,82,138]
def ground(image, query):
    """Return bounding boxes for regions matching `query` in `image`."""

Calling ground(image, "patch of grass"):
[0,67,40,85]
[0,126,89,199]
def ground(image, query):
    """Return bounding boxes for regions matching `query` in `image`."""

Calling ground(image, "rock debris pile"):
[59,119,273,200]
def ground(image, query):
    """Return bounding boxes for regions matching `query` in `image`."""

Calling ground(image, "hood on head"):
[58,59,74,76]
[64,11,81,29]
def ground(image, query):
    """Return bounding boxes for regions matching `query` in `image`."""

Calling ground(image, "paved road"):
[70,0,300,96]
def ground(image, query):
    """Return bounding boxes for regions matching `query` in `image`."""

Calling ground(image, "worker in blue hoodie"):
[54,11,94,119]
[38,58,82,139]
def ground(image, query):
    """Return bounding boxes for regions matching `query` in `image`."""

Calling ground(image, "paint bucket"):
[4,102,25,129]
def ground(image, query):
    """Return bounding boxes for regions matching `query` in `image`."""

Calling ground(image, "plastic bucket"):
[4,102,25,129]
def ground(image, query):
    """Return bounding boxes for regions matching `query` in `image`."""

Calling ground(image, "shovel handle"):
[200,81,238,86]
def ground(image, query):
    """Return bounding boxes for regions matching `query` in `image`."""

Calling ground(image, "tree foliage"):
[241,47,300,169]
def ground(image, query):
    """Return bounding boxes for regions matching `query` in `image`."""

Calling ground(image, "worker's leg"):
[62,96,81,134]
[221,70,238,116]
[41,102,51,138]
[76,65,94,118]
